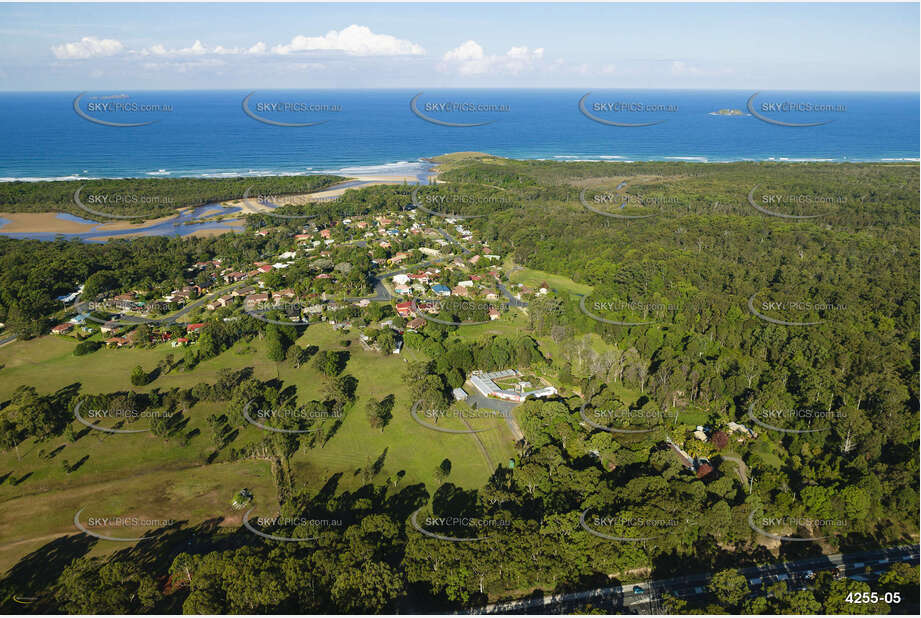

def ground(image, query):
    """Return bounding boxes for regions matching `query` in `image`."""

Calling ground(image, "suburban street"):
[71,280,247,327]
[461,544,920,614]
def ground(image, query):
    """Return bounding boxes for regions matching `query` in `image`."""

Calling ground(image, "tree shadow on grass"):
[60,454,90,474]
[0,532,98,612]
[385,482,429,522]
[10,472,32,486]
[432,483,479,516]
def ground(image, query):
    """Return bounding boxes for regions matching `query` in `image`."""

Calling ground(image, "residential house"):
[395,301,414,318]
[68,312,92,325]
[244,293,270,309]
[112,292,136,310]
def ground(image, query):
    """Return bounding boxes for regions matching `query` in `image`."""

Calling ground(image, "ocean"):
[0,89,917,181]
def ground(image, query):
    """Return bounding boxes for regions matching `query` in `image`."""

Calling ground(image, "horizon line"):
[1,87,919,94]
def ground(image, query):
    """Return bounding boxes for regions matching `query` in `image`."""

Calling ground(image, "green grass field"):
[507,263,593,297]
[0,322,519,572]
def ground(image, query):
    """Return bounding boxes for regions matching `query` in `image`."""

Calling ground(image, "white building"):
[469,370,557,403]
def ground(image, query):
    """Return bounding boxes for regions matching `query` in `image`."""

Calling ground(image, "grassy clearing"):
[507,264,593,297]
[0,321,520,572]
[0,457,275,572]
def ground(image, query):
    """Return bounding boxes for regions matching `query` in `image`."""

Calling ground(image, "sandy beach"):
[0,172,434,237]
[0,208,238,235]
[0,212,99,234]
[85,224,244,242]
[221,175,429,213]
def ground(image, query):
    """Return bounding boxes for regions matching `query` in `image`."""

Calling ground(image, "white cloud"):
[440,41,544,75]
[670,61,700,76]
[290,63,327,72]
[271,25,425,56]
[213,45,241,55]
[51,36,124,60]
[141,58,226,73]
[139,40,208,57]
[671,60,733,77]
[443,40,485,63]
[248,41,267,55]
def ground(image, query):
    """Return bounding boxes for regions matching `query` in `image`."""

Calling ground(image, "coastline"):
[0,172,432,239]
[0,155,913,241]
[1,153,918,185]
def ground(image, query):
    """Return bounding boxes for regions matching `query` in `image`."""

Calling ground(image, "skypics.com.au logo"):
[241,92,341,127]
[74,507,175,541]
[409,400,504,434]
[73,92,173,127]
[410,508,511,542]
[244,300,315,326]
[73,186,177,220]
[578,93,678,127]
[579,401,676,434]
[242,509,342,542]
[243,399,342,434]
[746,184,845,219]
[74,400,174,435]
[241,186,321,221]
[748,291,847,327]
[410,185,513,219]
[746,402,847,435]
[579,294,698,327]
[748,507,850,542]
[579,508,692,543]
[411,297,509,327]
[746,92,845,127]
[410,92,509,127]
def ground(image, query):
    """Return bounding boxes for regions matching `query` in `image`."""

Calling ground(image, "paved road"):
[0,334,16,347]
[496,279,528,308]
[73,281,247,327]
[436,226,528,309]
[461,544,920,614]
[437,227,471,255]
[463,389,524,442]
[719,454,750,487]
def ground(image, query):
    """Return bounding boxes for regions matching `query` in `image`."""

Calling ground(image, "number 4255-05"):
[845,592,901,604]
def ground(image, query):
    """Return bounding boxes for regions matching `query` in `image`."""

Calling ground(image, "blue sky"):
[0,2,917,91]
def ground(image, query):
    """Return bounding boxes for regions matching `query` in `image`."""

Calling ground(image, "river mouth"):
[0,176,431,243]
[0,205,244,243]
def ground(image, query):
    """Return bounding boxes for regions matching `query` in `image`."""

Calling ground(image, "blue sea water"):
[0,89,917,181]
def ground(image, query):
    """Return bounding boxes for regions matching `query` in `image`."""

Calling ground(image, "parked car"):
[633,586,645,595]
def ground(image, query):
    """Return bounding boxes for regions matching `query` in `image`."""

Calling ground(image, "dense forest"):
[0,158,917,613]
[0,175,343,219]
